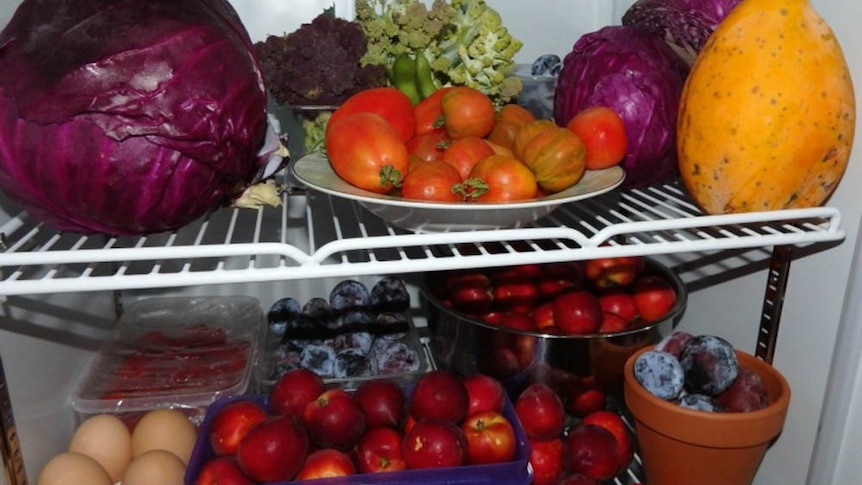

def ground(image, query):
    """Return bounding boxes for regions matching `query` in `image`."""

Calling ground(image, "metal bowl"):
[421,258,688,398]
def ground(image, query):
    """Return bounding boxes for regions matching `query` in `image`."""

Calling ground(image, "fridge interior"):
[1,1,861,484]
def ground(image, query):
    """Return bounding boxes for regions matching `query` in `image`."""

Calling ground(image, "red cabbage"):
[554,25,689,190]
[0,0,268,235]
[622,0,743,65]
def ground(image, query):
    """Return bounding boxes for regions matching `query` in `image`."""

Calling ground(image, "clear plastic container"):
[71,295,265,427]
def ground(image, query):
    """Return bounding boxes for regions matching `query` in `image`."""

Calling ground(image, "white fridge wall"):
[0,1,860,484]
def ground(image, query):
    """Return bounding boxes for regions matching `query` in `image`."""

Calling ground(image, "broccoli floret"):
[355,0,454,67]
[427,0,523,104]
[254,13,388,106]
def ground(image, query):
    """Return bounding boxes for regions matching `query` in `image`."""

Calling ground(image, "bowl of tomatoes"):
[291,152,624,232]
[420,256,687,404]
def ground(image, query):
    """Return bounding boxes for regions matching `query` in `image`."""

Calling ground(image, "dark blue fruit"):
[333,349,375,378]
[531,54,561,76]
[371,340,421,375]
[679,335,739,396]
[370,277,411,313]
[267,297,302,336]
[678,393,724,412]
[375,312,409,340]
[300,343,336,377]
[633,350,685,401]
[330,280,371,311]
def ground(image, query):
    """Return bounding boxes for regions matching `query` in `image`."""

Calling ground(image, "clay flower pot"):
[623,346,791,485]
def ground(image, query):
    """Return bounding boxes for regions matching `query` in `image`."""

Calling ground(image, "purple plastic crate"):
[185,385,533,485]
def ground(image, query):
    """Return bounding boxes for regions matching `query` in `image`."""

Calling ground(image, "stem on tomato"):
[453,177,489,201]
[379,164,404,189]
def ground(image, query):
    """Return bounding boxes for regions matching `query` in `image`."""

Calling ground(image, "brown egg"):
[37,451,113,485]
[122,449,186,485]
[131,408,198,464]
[68,413,132,483]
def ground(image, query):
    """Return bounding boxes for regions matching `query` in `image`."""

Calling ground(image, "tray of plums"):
[255,276,431,391]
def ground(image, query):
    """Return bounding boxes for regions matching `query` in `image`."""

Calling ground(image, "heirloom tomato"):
[565,107,627,170]
[440,86,496,139]
[458,155,538,202]
[488,104,535,150]
[406,130,450,163]
[414,86,453,135]
[401,161,463,202]
[328,87,416,142]
[441,136,495,180]
[325,113,409,194]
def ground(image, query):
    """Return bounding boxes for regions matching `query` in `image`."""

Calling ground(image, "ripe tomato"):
[414,86,453,135]
[458,155,538,202]
[325,112,409,194]
[488,103,535,150]
[400,160,463,202]
[441,136,495,180]
[328,87,416,142]
[406,130,450,162]
[565,106,627,170]
[441,86,496,139]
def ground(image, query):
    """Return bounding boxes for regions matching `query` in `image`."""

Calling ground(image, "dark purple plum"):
[333,348,375,378]
[280,315,325,346]
[678,393,724,412]
[370,277,411,313]
[302,297,335,318]
[715,365,769,412]
[329,332,374,354]
[375,312,409,340]
[370,340,421,375]
[655,331,694,358]
[329,279,371,311]
[300,343,337,377]
[679,335,739,396]
[267,297,302,336]
[633,350,685,401]
[337,308,375,327]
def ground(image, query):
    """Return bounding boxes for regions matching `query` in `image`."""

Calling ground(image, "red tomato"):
[440,86,496,139]
[406,130,450,162]
[461,411,517,465]
[325,112,409,194]
[459,155,538,202]
[414,86,454,135]
[328,87,416,142]
[565,107,627,170]
[400,160,463,202]
[441,136,495,180]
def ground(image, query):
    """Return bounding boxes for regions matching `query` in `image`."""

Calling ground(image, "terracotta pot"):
[623,346,791,485]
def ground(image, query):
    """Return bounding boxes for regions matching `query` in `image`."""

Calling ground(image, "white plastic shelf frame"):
[0,181,845,296]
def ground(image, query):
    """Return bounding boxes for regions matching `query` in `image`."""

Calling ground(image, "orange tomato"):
[325,112,409,194]
[327,87,416,143]
[414,86,454,136]
[441,136,495,180]
[488,104,536,150]
[400,160,463,202]
[440,87,496,139]
[459,155,538,202]
[565,107,627,170]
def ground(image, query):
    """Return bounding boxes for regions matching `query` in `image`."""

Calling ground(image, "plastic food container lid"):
[71,295,264,420]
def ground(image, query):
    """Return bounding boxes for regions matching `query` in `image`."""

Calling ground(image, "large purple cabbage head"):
[0,0,269,235]
[554,25,689,189]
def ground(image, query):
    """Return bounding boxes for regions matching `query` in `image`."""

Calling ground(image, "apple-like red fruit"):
[562,424,621,480]
[268,368,325,417]
[194,456,253,485]
[295,448,356,480]
[498,312,536,331]
[531,301,556,329]
[445,272,494,314]
[599,311,630,333]
[558,472,601,485]
[581,410,633,471]
[493,281,539,313]
[354,379,406,428]
[461,411,517,465]
[564,386,607,418]
[597,289,639,322]
[410,370,469,424]
[463,373,507,415]
[303,388,367,451]
[208,399,268,456]
[553,291,603,335]
[402,418,467,469]
[584,257,642,289]
[236,415,308,482]
[632,275,677,322]
[514,382,565,440]
[528,438,564,485]
[355,426,407,473]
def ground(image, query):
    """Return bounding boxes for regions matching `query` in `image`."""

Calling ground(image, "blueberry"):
[333,349,375,378]
[370,277,411,313]
[679,335,739,395]
[678,393,724,412]
[300,343,336,377]
[329,280,371,312]
[531,54,561,76]
[633,350,685,401]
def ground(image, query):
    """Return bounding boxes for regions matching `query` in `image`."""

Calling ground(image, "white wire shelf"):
[0,181,845,296]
